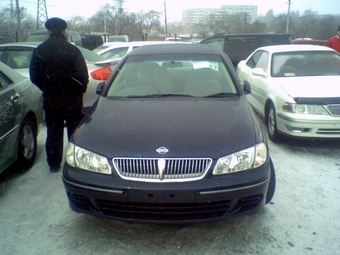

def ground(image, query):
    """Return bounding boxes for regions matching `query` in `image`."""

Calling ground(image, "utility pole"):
[164,1,168,37]
[286,0,292,33]
[37,0,48,30]
[15,0,21,41]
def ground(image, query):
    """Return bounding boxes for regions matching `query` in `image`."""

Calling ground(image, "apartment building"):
[182,5,258,25]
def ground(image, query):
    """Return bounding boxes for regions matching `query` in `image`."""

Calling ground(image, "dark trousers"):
[44,109,84,168]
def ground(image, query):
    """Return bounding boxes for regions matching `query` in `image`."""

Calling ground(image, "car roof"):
[101,41,185,49]
[202,33,290,40]
[0,42,40,47]
[127,43,222,56]
[256,44,336,53]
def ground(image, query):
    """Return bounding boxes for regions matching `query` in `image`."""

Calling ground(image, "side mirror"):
[252,68,266,78]
[96,81,105,95]
[243,81,251,94]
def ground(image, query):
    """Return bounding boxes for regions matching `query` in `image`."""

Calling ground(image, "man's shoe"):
[50,165,61,173]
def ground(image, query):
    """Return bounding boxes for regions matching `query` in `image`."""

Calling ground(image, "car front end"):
[63,97,272,223]
[273,76,340,139]
[62,44,275,223]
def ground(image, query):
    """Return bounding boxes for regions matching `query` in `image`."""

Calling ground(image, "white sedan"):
[237,44,340,142]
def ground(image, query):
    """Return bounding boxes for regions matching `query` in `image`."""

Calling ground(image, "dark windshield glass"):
[107,54,237,97]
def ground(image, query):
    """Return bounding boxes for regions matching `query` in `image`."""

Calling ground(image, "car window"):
[202,38,224,51]
[100,47,129,59]
[0,71,12,90]
[6,49,34,69]
[26,34,49,42]
[246,50,263,68]
[77,46,108,62]
[92,45,111,53]
[107,54,237,97]
[271,51,340,77]
[255,51,269,71]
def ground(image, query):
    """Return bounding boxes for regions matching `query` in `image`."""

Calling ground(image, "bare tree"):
[67,16,89,33]
[0,7,35,41]
[134,10,161,41]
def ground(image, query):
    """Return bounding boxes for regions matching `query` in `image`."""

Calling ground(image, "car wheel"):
[266,157,276,204]
[17,118,37,170]
[267,103,280,142]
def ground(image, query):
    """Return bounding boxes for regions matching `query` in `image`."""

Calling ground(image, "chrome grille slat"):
[113,158,212,182]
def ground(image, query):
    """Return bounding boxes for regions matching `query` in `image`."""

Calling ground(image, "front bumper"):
[277,112,340,138]
[62,162,271,223]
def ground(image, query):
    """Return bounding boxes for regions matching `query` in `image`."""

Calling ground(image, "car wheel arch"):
[264,99,275,124]
[16,114,38,170]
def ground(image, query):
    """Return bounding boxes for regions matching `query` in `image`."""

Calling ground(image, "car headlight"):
[282,103,328,115]
[66,142,112,174]
[213,143,267,175]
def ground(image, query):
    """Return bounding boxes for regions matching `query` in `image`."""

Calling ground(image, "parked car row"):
[3,32,339,224]
[0,37,118,173]
[92,41,189,61]
[0,42,119,110]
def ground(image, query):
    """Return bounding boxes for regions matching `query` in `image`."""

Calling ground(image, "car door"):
[244,50,270,115]
[0,70,22,171]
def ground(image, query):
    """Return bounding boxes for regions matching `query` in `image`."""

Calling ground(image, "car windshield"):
[92,45,111,53]
[99,47,129,59]
[77,46,108,62]
[106,54,237,97]
[26,34,49,42]
[271,51,340,77]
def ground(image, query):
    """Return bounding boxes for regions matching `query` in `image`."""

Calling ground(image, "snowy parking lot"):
[0,124,339,255]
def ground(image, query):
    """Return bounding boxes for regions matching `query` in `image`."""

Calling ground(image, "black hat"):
[45,18,67,30]
[338,26,340,31]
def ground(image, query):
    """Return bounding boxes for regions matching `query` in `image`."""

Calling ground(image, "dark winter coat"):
[29,32,89,110]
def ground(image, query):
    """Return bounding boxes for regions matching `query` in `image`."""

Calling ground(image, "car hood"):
[73,97,262,159]
[274,76,340,98]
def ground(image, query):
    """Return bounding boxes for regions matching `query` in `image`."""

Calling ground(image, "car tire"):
[266,157,276,204]
[267,103,280,142]
[17,118,37,170]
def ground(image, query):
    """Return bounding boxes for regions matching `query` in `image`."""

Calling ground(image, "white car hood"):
[274,76,340,98]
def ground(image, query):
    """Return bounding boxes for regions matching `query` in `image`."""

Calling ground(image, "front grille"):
[317,128,340,135]
[328,104,340,115]
[95,199,230,221]
[113,158,212,182]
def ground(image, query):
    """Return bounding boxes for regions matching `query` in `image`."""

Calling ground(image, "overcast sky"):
[1,0,340,21]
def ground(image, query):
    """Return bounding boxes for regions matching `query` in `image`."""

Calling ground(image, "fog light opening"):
[285,125,310,133]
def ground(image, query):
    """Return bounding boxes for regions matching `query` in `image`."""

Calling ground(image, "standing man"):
[326,26,340,53]
[30,17,89,173]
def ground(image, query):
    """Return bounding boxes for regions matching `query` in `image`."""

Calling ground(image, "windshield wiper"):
[127,94,194,98]
[204,93,238,98]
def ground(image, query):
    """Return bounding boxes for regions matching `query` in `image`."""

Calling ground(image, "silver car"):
[237,44,340,142]
[0,61,43,173]
[0,42,119,110]
[92,41,187,60]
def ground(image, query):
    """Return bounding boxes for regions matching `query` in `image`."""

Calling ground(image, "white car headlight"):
[66,142,112,174]
[282,103,328,115]
[213,143,267,175]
